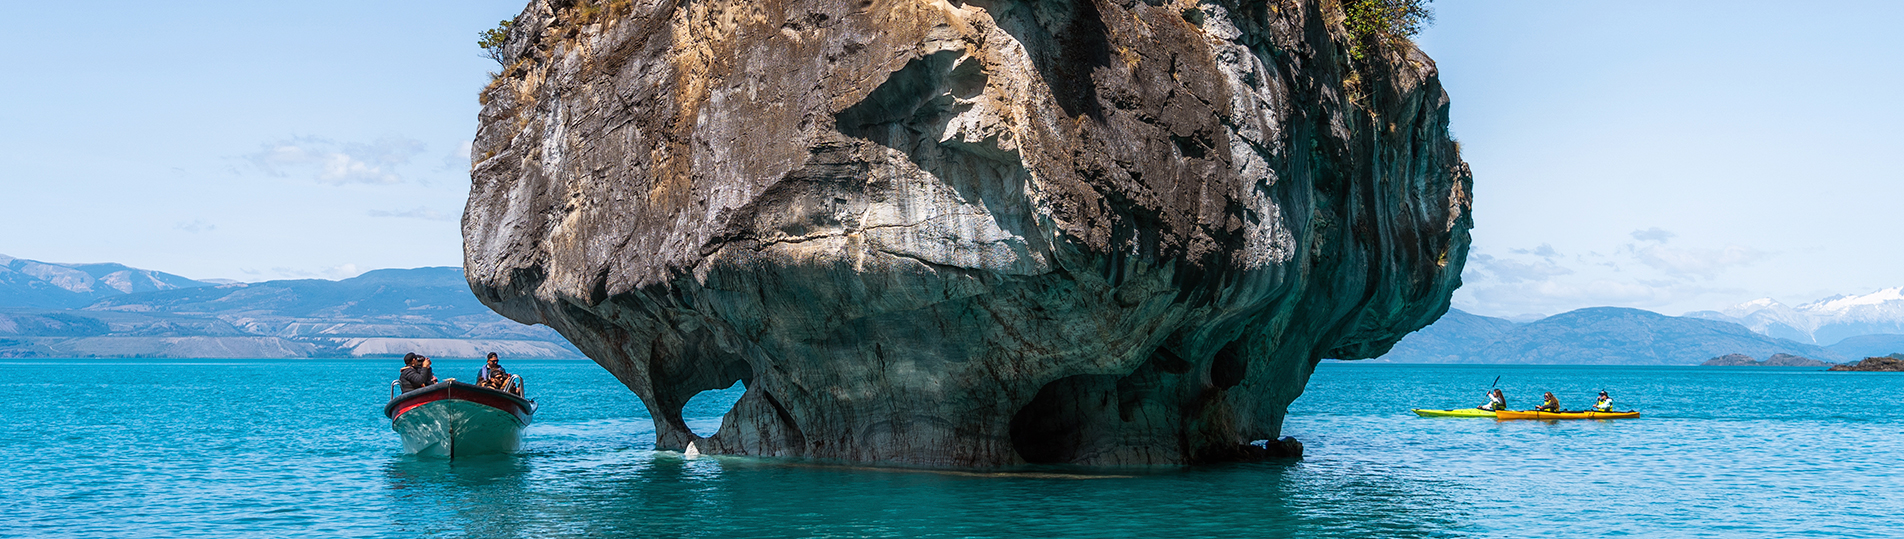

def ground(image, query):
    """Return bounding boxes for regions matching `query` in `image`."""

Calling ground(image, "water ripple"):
[8,360,1901,537]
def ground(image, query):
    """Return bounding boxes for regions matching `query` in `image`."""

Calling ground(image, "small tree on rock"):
[1341,0,1434,60]
[479,20,513,66]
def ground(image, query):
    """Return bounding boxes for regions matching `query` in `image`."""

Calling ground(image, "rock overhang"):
[464,0,1471,467]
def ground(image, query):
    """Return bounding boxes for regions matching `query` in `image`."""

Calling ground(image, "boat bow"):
[385,380,536,457]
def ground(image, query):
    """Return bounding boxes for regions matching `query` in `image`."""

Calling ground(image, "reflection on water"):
[371,446,1469,538]
[384,455,536,538]
[10,360,1904,537]
[365,362,1472,536]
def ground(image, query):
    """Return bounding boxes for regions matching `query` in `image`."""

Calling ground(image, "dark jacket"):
[400,366,436,392]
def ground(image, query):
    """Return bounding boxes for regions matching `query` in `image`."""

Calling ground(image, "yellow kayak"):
[1495,410,1640,420]
[1411,408,1498,418]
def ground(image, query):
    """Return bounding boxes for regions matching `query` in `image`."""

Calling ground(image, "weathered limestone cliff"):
[465,0,1471,467]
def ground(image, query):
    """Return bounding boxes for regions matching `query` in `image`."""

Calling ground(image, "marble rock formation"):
[465,0,1472,467]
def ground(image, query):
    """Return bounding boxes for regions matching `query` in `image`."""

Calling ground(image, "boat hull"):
[1412,408,1498,418]
[392,399,526,457]
[385,381,534,458]
[1495,410,1640,420]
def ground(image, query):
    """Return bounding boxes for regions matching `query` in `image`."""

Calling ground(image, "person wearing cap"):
[1536,391,1562,412]
[1591,391,1614,412]
[399,353,438,392]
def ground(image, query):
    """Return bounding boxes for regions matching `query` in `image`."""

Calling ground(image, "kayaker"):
[1536,392,1561,412]
[1592,391,1614,412]
[400,354,438,392]
[1479,388,1507,411]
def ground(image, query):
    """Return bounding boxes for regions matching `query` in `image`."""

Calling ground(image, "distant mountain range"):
[0,255,581,359]
[1,254,212,309]
[1820,334,1904,361]
[1377,307,1900,365]
[1684,288,1904,344]
[8,254,1899,364]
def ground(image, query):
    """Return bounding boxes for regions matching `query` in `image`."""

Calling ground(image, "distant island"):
[1697,352,1904,370]
[1827,354,1904,372]
[1,255,582,359]
[1699,353,1834,367]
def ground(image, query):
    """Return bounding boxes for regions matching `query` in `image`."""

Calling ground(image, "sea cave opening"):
[681,379,747,438]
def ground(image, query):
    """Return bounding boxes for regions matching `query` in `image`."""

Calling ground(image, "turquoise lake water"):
[8,359,1902,537]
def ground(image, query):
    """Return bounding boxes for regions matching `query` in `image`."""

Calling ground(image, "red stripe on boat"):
[391,386,527,421]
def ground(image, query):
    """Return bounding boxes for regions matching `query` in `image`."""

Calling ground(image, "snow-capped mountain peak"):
[1800,287,1904,313]
[1698,287,1904,344]
[1721,297,1790,318]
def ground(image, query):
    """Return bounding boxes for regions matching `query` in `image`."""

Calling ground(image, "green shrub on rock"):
[1341,0,1434,60]
[479,19,512,66]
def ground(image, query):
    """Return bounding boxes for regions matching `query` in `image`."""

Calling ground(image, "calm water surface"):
[8,360,1901,537]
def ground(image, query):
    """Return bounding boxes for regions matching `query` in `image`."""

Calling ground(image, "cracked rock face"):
[466,0,1471,467]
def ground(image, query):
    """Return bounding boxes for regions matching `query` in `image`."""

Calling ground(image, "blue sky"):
[1417,0,1903,317]
[0,1,522,281]
[1,1,1897,317]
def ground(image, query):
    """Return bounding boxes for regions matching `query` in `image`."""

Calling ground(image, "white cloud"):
[1628,243,1767,279]
[244,136,427,185]
[253,263,367,281]
[1464,252,1574,284]
[1455,236,1766,316]
[441,140,475,173]
[1509,243,1561,258]
[174,220,216,233]
[1458,278,1744,316]
[1473,279,1666,307]
[1630,227,1676,243]
[324,263,364,280]
[367,207,456,222]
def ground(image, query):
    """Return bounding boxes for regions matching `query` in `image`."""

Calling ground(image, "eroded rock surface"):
[465,0,1471,467]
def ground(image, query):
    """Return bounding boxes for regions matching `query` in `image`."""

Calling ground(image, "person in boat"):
[399,353,438,392]
[1536,392,1561,412]
[397,353,418,390]
[476,352,519,394]
[1592,391,1614,412]
[399,352,416,379]
[1479,388,1507,411]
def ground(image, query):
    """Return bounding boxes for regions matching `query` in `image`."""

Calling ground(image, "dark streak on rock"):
[464,0,1472,467]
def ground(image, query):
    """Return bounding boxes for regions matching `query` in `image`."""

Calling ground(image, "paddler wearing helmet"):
[1592,391,1614,412]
